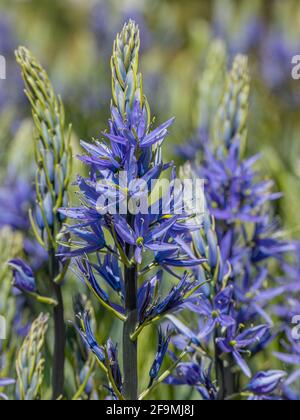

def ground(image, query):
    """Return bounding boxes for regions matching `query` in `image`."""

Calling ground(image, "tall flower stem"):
[215,330,235,400]
[49,250,65,400]
[15,47,71,399]
[123,215,138,400]
[215,330,225,400]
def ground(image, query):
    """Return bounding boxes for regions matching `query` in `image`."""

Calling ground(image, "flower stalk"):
[16,47,72,399]
[123,217,138,400]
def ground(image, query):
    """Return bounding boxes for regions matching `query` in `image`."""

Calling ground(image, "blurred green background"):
[0,0,300,400]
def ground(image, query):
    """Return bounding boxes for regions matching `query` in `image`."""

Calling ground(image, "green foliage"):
[195,39,227,134]
[214,55,250,151]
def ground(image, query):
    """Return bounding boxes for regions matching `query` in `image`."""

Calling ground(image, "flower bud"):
[247,370,286,395]
[8,259,37,293]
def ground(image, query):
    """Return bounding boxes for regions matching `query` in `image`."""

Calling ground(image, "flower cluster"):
[15,47,72,251]
[167,49,296,400]
[15,313,49,400]
[1,7,299,402]
[60,20,204,400]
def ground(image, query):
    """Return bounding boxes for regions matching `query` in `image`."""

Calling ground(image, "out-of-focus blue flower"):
[187,285,235,338]
[212,0,263,56]
[0,175,48,270]
[246,370,286,396]
[12,294,31,337]
[165,361,217,400]
[0,14,24,116]
[90,0,112,55]
[235,266,286,326]
[201,146,279,225]
[8,259,37,294]
[0,15,15,54]
[0,176,33,231]
[0,378,15,401]
[23,238,48,271]
[261,29,300,106]
[249,217,294,264]
[216,324,269,378]
[79,365,93,396]
[149,328,171,380]
[273,336,300,388]
[0,378,15,386]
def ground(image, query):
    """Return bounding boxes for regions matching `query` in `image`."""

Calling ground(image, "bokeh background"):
[0,0,300,399]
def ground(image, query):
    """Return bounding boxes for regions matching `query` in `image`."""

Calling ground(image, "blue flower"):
[216,324,269,378]
[74,312,105,364]
[154,246,205,271]
[0,378,15,386]
[0,176,33,231]
[236,265,288,326]
[246,370,286,396]
[142,273,202,324]
[0,378,15,401]
[74,258,125,319]
[106,339,123,393]
[149,328,171,380]
[114,214,179,264]
[165,361,217,400]
[8,259,37,293]
[60,223,106,257]
[74,312,123,394]
[187,285,235,338]
[138,272,162,324]
[91,253,124,297]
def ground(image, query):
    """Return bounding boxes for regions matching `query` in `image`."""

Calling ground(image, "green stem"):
[215,330,235,400]
[72,358,95,401]
[49,250,66,400]
[215,335,226,400]
[123,216,138,400]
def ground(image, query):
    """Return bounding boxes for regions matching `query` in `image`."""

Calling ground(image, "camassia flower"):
[113,213,179,264]
[169,46,295,401]
[246,370,287,399]
[8,259,37,293]
[59,20,205,400]
[74,312,123,399]
[165,361,217,401]
[187,285,236,338]
[216,324,269,378]
[149,328,171,381]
